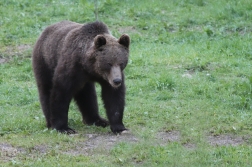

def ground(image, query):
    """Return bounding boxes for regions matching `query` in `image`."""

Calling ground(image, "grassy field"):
[1,0,252,166]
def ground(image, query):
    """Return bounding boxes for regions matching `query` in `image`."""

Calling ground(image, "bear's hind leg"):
[49,85,76,134]
[74,82,109,128]
[37,84,51,128]
[34,62,53,128]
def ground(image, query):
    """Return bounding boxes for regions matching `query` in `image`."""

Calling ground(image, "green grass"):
[1,0,252,166]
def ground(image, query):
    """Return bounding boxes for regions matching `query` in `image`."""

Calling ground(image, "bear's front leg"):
[101,82,127,134]
[74,82,109,128]
[49,82,76,134]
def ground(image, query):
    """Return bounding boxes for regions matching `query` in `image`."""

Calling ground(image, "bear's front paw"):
[56,127,76,134]
[94,118,109,127]
[110,124,127,134]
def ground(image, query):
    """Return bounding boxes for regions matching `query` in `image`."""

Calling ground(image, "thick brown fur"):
[32,21,130,134]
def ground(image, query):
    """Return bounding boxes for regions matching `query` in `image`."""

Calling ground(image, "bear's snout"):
[113,78,122,85]
[108,66,122,88]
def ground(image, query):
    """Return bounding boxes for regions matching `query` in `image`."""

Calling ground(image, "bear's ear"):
[94,35,106,48]
[118,34,130,48]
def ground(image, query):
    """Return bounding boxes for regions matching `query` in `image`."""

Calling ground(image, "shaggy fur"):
[32,21,130,134]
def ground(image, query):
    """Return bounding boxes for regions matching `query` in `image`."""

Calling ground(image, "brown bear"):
[32,21,130,134]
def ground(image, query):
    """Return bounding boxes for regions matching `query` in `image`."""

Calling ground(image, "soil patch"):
[0,44,32,64]
[117,26,138,34]
[32,144,48,154]
[155,131,196,149]
[208,134,245,146]
[156,131,180,146]
[182,72,193,78]
[5,44,31,56]
[64,131,138,156]
[0,143,26,162]
[0,58,6,64]
[183,142,197,150]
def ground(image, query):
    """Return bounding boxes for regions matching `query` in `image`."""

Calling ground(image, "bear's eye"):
[108,63,112,67]
[120,63,124,68]
[98,48,104,52]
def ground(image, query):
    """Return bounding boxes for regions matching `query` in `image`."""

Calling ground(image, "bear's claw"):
[57,127,77,134]
[94,118,109,127]
[110,124,127,134]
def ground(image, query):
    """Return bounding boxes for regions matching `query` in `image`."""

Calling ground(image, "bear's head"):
[89,34,130,88]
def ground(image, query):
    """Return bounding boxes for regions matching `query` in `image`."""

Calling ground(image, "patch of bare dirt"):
[5,44,31,56]
[32,144,48,154]
[155,131,249,149]
[182,72,193,79]
[208,134,245,146]
[0,143,26,162]
[17,44,31,51]
[117,26,139,35]
[64,131,138,156]
[156,131,180,146]
[155,131,197,149]
[183,143,197,150]
[0,44,32,64]
[0,58,6,64]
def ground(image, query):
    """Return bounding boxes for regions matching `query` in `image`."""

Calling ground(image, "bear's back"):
[33,21,82,68]
[33,21,110,69]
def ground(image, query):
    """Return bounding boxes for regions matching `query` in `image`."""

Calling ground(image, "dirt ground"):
[0,143,26,162]
[0,131,248,163]
[0,44,31,64]
[64,131,139,156]
[207,134,246,146]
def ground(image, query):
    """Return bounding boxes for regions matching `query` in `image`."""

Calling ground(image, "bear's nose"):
[113,78,122,85]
